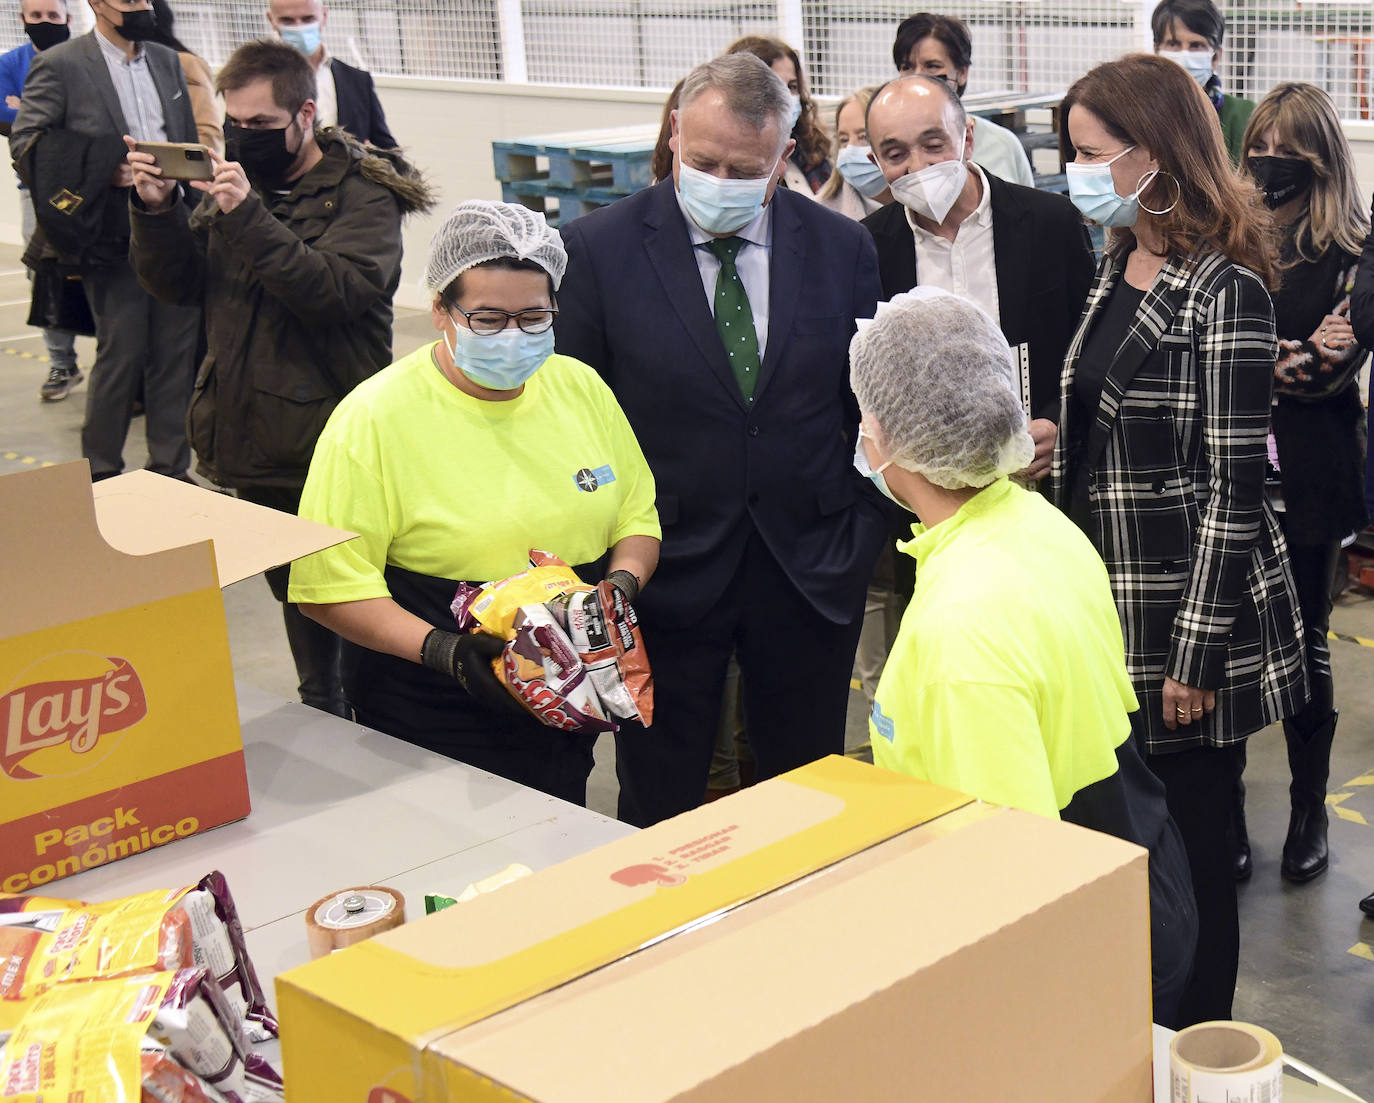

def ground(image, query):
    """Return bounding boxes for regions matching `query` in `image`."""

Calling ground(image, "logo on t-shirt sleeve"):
[871,700,896,743]
[574,465,616,493]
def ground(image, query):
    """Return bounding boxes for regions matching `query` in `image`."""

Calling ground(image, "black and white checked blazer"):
[1051,249,1308,753]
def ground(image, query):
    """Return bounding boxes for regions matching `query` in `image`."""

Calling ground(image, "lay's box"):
[0,462,353,894]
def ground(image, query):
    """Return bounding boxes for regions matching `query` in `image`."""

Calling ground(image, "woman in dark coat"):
[1234,82,1369,884]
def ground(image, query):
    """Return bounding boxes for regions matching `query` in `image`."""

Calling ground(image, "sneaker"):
[39,365,83,402]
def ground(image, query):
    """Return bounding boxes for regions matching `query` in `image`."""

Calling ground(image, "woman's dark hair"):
[892,12,972,91]
[723,35,830,172]
[1060,53,1276,286]
[650,79,683,184]
[440,257,555,309]
[148,0,192,55]
[1150,0,1225,52]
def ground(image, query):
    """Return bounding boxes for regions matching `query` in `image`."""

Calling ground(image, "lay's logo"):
[1,652,148,781]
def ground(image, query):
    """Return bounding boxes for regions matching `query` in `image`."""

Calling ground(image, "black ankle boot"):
[1281,711,1337,883]
[1234,776,1252,882]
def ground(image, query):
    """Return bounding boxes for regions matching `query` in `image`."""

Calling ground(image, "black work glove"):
[604,569,641,604]
[421,629,526,718]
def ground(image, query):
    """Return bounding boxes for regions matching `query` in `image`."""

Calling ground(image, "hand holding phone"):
[124,135,179,213]
[133,140,215,181]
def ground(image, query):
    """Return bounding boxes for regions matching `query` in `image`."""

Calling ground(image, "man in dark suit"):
[11,0,200,480]
[267,0,395,149]
[862,74,1094,481]
[557,54,887,828]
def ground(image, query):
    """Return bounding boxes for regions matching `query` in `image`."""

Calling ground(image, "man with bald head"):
[862,74,1092,483]
[557,53,888,827]
[266,0,394,147]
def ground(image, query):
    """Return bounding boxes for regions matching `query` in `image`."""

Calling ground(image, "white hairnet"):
[849,288,1034,489]
[424,200,567,295]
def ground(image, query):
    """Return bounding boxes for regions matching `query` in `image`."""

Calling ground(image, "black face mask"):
[1249,156,1315,210]
[224,120,300,190]
[24,20,70,51]
[113,6,158,42]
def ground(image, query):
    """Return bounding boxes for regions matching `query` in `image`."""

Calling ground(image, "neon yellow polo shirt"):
[870,478,1138,818]
[289,344,659,602]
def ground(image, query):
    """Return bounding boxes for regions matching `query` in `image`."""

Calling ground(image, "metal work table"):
[46,682,636,1003]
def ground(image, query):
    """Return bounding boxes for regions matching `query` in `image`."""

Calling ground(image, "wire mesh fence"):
[0,2,1366,119]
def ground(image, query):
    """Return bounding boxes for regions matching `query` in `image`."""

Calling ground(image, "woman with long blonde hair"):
[817,86,892,219]
[1233,81,1371,886]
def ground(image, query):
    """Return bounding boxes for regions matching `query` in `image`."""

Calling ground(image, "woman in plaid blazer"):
[1052,55,1307,1027]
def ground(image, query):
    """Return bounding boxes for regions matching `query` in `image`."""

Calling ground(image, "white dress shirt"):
[674,185,773,360]
[96,30,166,142]
[906,162,1000,324]
[971,115,1034,188]
[314,55,338,129]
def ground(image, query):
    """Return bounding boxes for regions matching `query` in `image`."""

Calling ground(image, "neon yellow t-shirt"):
[869,478,1139,818]
[288,343,660,602]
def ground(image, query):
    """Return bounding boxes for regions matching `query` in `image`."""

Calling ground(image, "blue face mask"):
[1065,146,1158,229]
[836,145,888,199]
[786,94,803,132]
[279,23,322,57]
[854,429,912,512]
[677,160,771,236]
[445,321,553,392]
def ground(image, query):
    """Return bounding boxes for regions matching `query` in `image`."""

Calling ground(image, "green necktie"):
[706,236,760,403]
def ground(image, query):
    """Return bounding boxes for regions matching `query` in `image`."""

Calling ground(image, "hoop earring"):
[1138,170,1180,216]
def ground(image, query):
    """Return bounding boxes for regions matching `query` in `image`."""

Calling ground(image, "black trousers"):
[80,259,198,479]
[1281,535,1340,727]
[614,533,865,827]
[236,485,346,717]
[1146,740,1246,1026]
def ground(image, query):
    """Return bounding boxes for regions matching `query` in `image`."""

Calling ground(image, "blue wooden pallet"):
[500,179,623,226]
[492,125,658,196]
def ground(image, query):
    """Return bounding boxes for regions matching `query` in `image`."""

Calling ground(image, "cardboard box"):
[277,756,1153,1102]
[0,463,351,893]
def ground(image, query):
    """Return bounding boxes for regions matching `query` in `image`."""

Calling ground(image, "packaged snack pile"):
[452,550,654,735]
[0,873,283,1102]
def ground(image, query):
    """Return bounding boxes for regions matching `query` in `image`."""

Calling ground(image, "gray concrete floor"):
[1,252,1371,1096]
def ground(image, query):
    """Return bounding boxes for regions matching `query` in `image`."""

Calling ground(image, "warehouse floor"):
[1,254,1370,1097]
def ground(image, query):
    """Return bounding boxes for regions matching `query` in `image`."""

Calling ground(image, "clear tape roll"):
[1170,1020,1284,1102]
[305,885,405,959]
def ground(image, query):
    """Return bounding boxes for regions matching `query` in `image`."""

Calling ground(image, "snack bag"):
[0,967,273,1103]
[563,581,654,725]
[452,549,590,638]
[499,603,616,734]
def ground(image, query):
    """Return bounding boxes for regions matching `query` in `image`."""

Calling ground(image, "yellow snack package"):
[451,549,590,639]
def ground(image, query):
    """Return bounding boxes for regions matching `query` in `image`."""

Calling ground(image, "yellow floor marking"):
[1327,792,1353,806]
[1332,805,1369,826]
[1329,630,1374,650]
[1348,942,1374,963]
[1344,774,1374,787]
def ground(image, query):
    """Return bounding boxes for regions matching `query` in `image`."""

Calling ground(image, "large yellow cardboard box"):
[0,462,350,893]
[278,756,1153,1101]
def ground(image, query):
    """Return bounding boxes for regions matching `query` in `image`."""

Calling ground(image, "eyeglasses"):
[450,305,558,335]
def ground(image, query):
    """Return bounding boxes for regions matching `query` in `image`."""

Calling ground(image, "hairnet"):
[849,288,1034,489]
[424,200,567,296]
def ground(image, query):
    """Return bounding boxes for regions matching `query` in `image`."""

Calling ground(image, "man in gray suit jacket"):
[11,0,200,480]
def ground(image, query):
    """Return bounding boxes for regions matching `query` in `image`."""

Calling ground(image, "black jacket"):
[862,170,1094,423]
[129,129,434,489]
[332,58,396,149]
[1351,195,1374,351]
[16,127,127,267]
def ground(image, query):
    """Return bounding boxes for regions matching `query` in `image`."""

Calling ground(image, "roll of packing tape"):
[305,885,405,959]
[1170,1020,1284,1102]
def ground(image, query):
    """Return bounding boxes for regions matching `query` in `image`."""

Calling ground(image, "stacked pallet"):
[492,125,660,226]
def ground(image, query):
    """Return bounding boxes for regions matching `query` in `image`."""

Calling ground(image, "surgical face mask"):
[1249,156,1314,210]
[225,120,301,190]
[1159,48,1213,87]
[445,319,553,392]
[677,160,771,236]
[836,145,888,199]
[24,20,69,50]
[854,429,912,512]
[1065,146,1156,229]
[786,94,802,132]
[888,134,968,224]
[279,22,322,57]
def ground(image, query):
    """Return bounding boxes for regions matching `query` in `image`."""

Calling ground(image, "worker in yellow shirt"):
[852,287,1197,1028]
[289,201,661,805]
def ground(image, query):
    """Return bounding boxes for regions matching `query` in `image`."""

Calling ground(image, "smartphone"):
[135,141,214,182]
